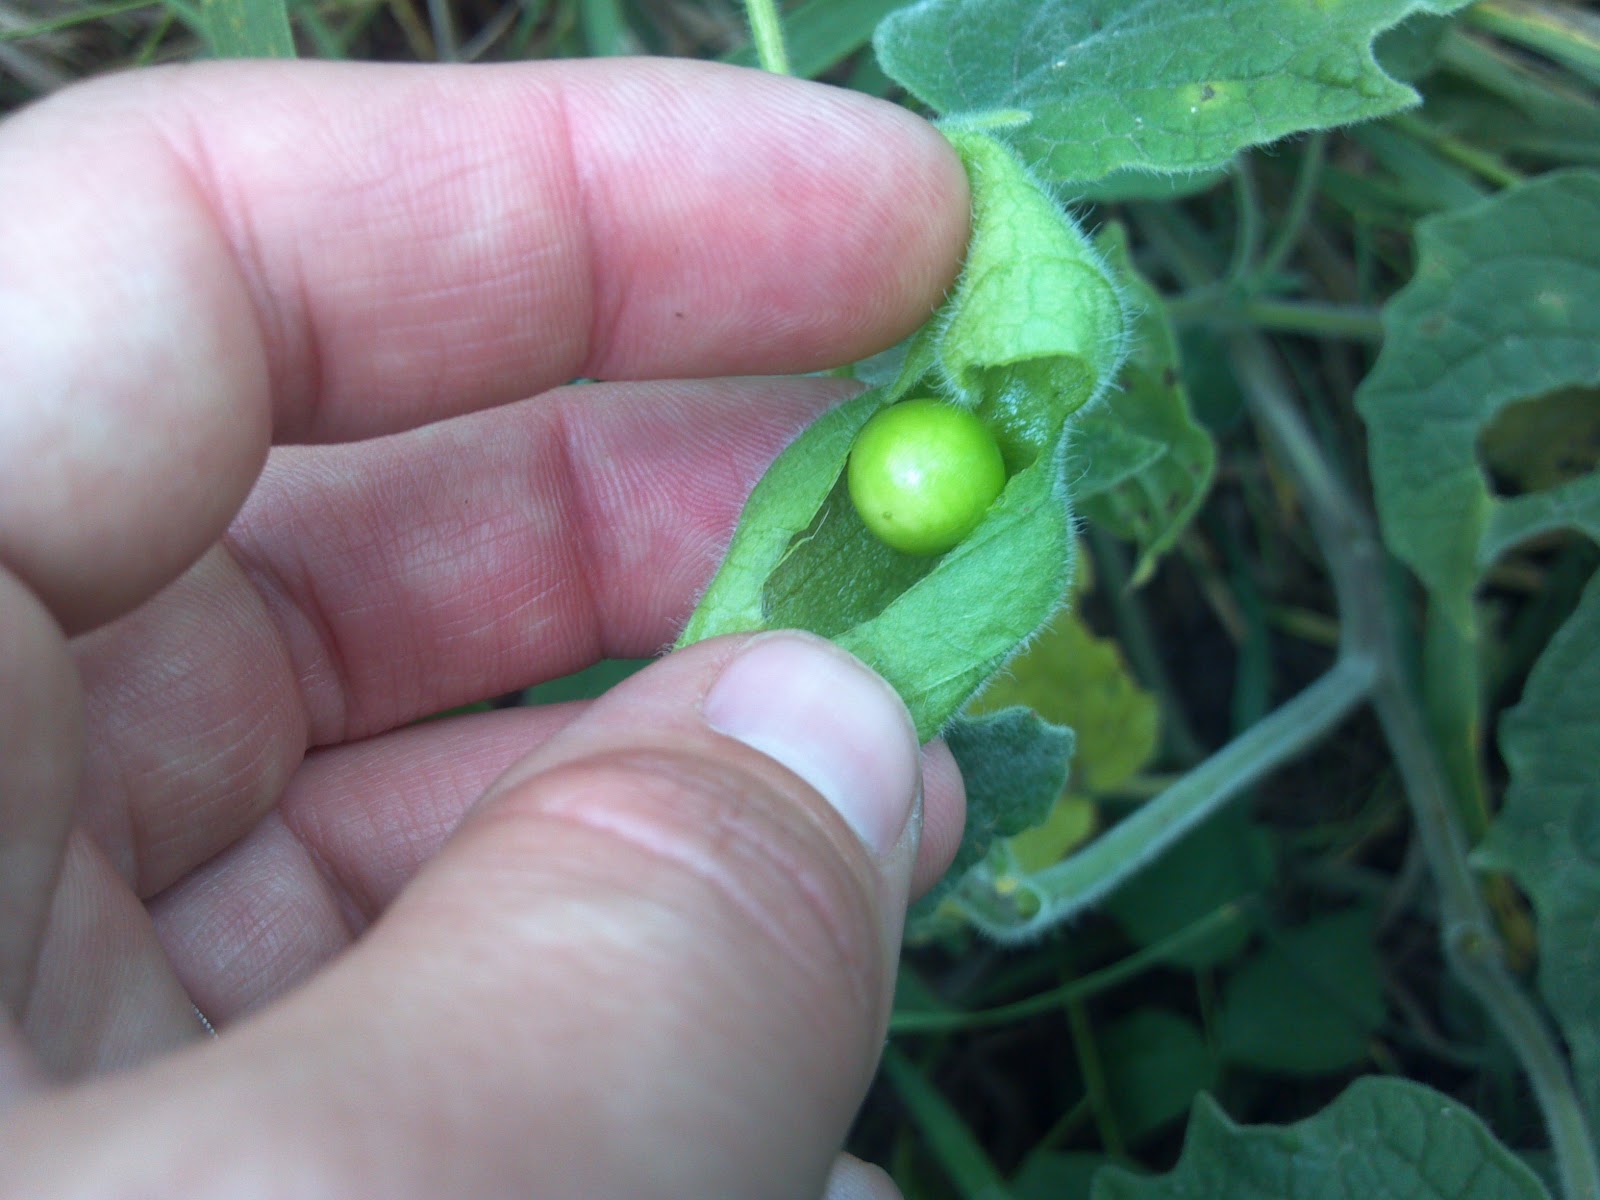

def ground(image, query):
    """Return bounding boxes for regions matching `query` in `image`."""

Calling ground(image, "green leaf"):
[1218,908,1384,1075]
[912,706,1074,921]
[1075,225,1216,581]
[1100,1008,1217,1144]
[679,129,1128,741]
[204,0,294,57]
[969,605,1158,794]
[1476,570,1600,1129]
[1355,170,1600,634]
[1105,810,1273,969]
[874,0,1472,189]
[1092,1078,1553,1200]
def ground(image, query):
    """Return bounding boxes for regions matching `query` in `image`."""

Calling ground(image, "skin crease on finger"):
[0,57,971,1198]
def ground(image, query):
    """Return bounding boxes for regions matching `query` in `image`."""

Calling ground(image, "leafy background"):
[6,0,1599,1197]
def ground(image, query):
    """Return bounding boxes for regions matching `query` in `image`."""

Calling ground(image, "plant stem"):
[1257,134,1328,281]
[0,0,157,40]
[1067,999,1127,1161]
[1466,0,1600,89]
[742,0,791,75]
[1387,111,1526,189]
[892,903,1249,1035]
[1087,526,1207,766]
[1227,158,1264,284]
[1226,334,1600,1200]
[1026,656,1375,915]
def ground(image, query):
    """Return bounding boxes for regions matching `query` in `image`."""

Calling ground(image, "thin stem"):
[1258,133,1327,282]
[1387,111,1526,189]
[1067,999,1126,1160]
[0,0,156,40]
[1087,526,1207,766]
[1227,158,1264,284]
[891,902,1249,1035]
[426,0,457,59]
[742,0,790,75]
[1466,0,1600,88]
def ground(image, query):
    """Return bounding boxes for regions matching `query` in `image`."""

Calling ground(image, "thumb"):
[0,632,923,1200]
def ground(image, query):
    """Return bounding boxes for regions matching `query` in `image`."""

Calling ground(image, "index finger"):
[0,59,968,630]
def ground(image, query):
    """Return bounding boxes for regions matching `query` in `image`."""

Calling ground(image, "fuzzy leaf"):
[1476,571,1600,1129]
[680,130,1128,740]
[1092,1078,1552,1200]
[874,0,1473,188]
[1075,224,1216,580]
[1355,170,1600,633]
[914,706,1074,918]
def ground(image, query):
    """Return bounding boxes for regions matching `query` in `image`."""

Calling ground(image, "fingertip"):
[825,1153,903,1200]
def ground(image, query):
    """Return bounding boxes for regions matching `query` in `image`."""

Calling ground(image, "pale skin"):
[0,59,971,1198]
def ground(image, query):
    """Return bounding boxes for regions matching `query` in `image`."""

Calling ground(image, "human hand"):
[0,58,969,1198]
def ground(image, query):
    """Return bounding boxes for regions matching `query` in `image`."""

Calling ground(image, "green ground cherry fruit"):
[847,398,1007,556]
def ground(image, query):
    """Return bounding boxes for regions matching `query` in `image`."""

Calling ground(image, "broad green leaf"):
[874,0,1472,188]
[912,707,1074,922]
[1100,1008,1217,1145]
[680,130,1128,740]
[1218,908,1384,1075]
[1355,170,1600,633]
[1092,1078,1553,1200]
[1476,570,1600,1128]
[969,605,1158,793]
[1075,225,1216,581]
[1105,809,1273,969]
[204,0,293,56]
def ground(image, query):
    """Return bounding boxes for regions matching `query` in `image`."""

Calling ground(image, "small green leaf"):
[1476,570,1600,1128]
[1100,1008,1217,1144]
[1092,1078,1553,1200]
[874,0,1472,188]
[1105,810,1272,969]
[1075,224,1217,580]
[1356,170,1600,633]
[680,130,1128,740]
[1218,908,1384,1075]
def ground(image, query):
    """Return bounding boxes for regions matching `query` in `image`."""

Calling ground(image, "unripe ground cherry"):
[846,398,1007,556]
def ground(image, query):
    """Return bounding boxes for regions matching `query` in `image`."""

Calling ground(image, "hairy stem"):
[1025,656,1375,916]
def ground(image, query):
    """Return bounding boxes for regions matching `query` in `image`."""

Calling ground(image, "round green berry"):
[846,398,1007,556]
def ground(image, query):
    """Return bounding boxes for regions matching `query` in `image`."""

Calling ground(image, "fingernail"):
[703,634,921,857]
